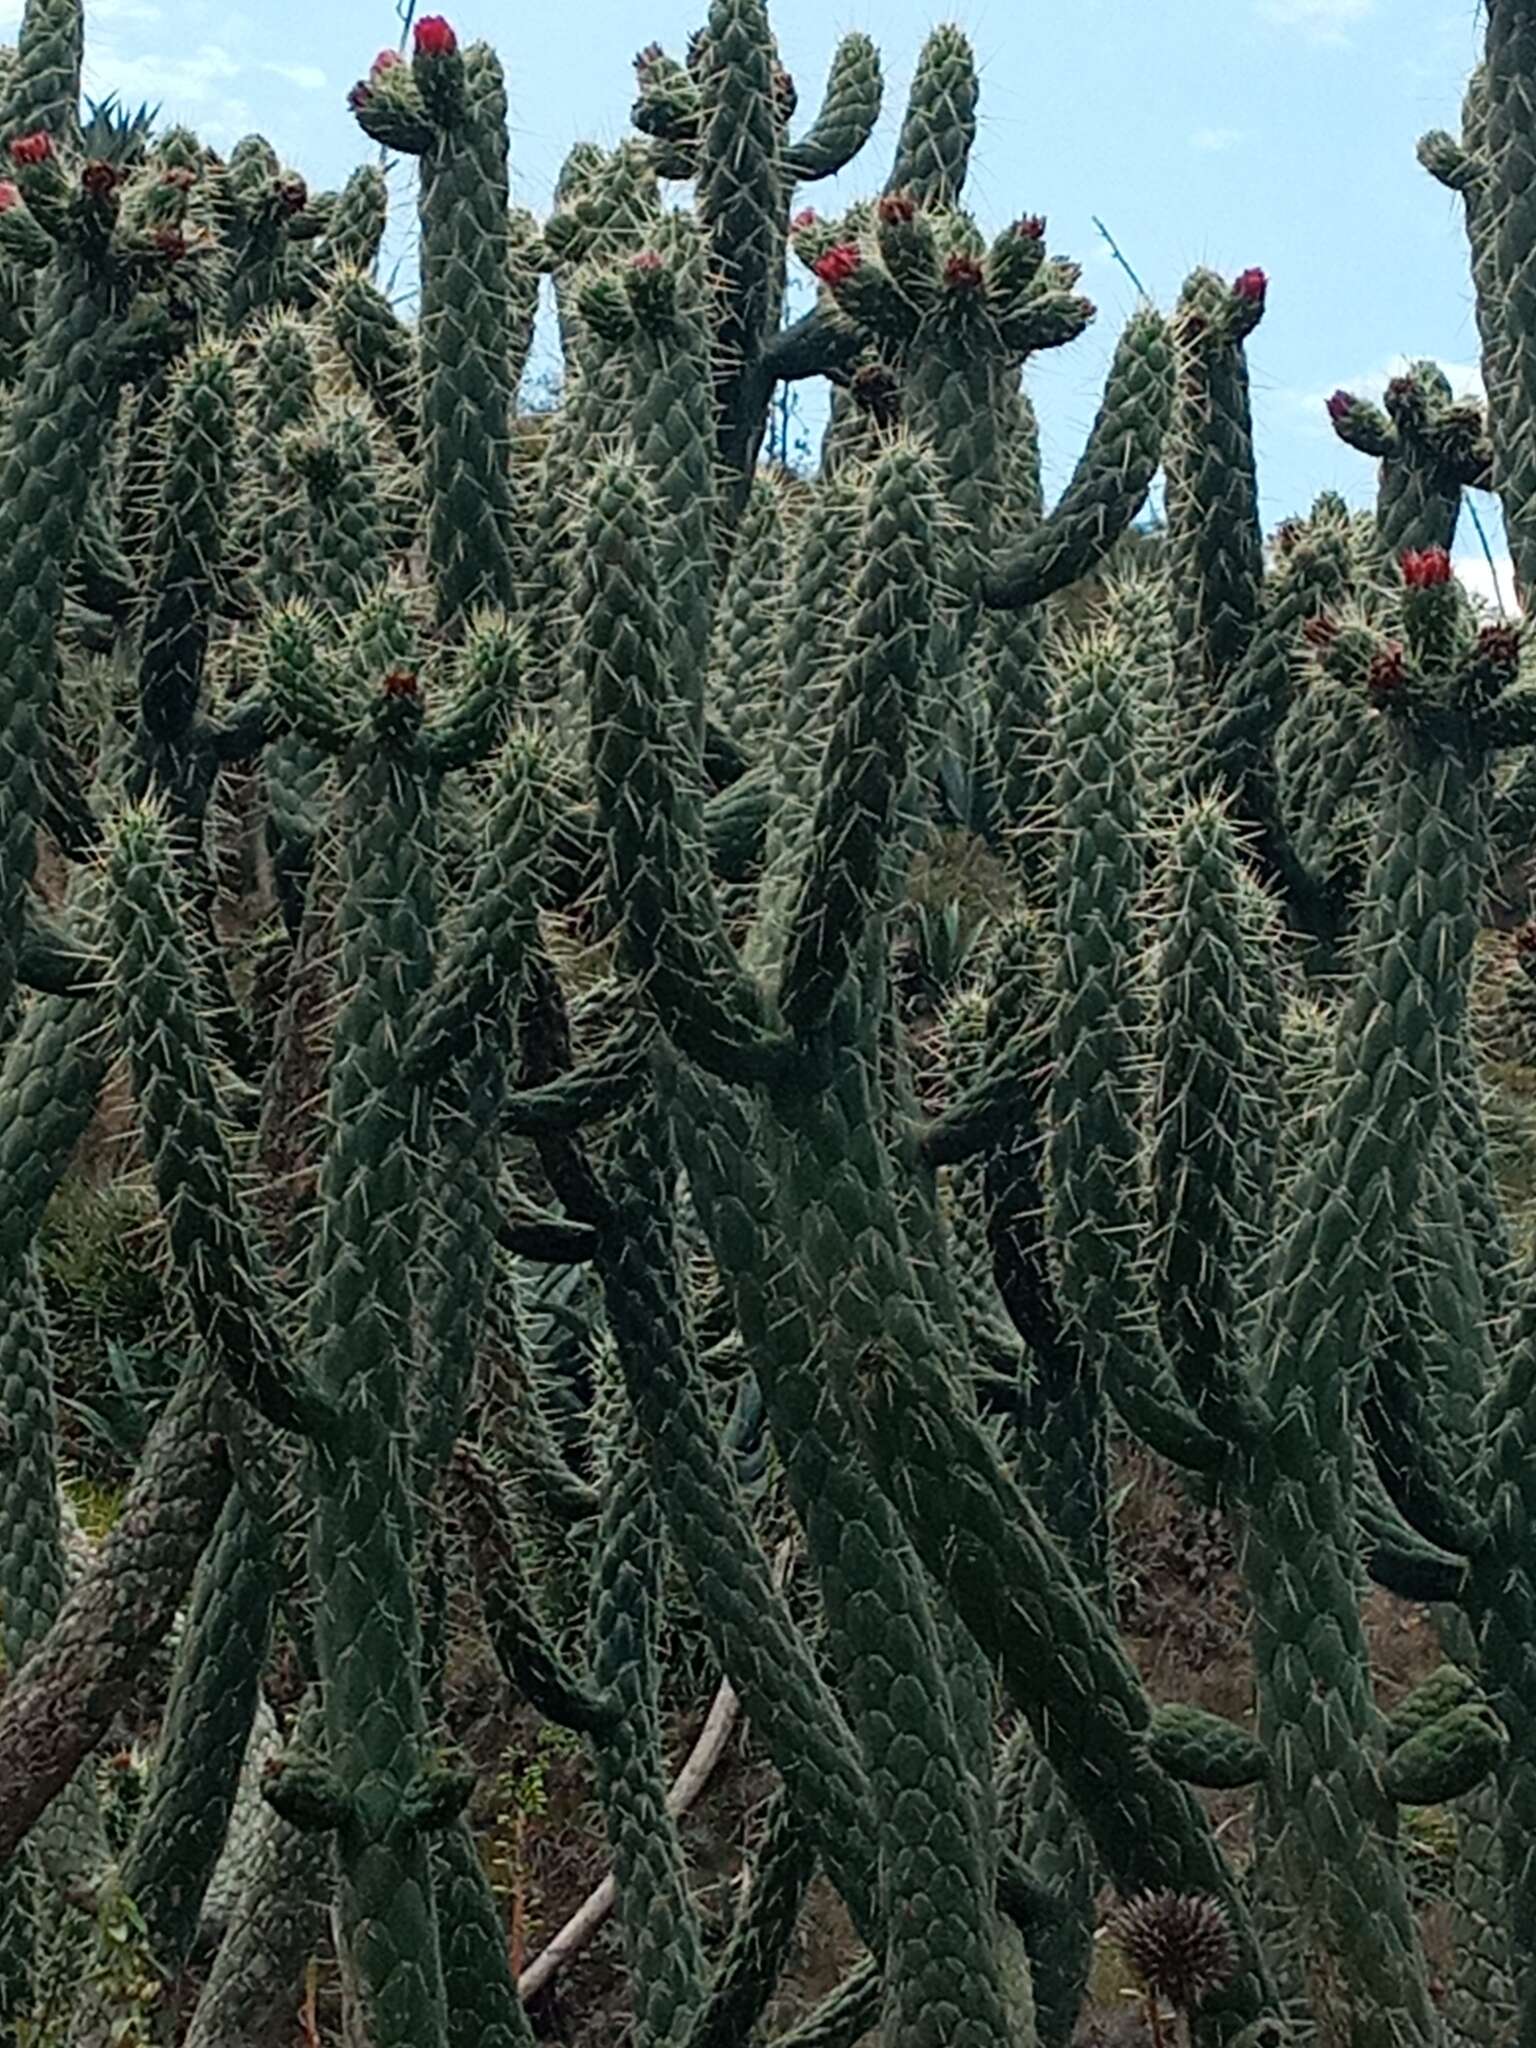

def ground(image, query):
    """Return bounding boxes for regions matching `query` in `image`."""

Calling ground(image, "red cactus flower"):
[1367,644,1407,697]
[1326,389,1355,422]
[812,242,861,287]
[1232,266,1266,304]
[1302,614,1339,651]
[877,191,915,225]
[9,132,52,167]
[412,15,457,57]
[153,226,187,261]
[0,180,22,212]
[1400,545,1453,588]
[944,252,984,291]
[371,47,404,73]
[1017,213,1046,240]
[790,207,818,233]
[381,668,420,698]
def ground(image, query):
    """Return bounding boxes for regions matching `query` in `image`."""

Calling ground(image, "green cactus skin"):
[0,1366,229,1868]
[1,0,82,149]
[887,25,978,207]
[109,1484,279,1984]
[356,38,517,630]
[695,0,786,507]
[285,630,451,2048]
[588,1409,708,2048]
[784,33,881,183]
[106,804,323,1437]
[984,309,1174,613]
[1481,5,1536,601]
[711,470,786,755]
[0,253,144,1025]
[434,1817,539,2048]
[1326,364,1490,562]
[327,265,422,462]
[681,1788,818,2048]
[182,1694,334,2048]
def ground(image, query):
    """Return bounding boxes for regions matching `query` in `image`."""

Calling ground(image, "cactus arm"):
[782,32,881,182]
[105,805,328,1438]
[434,1818,540,2048]
[846,1340,1278,2035]
[588,1409,709,2048]
[500,1022,653,1134]
[450,1443,619,1737]
[886,25,977,206]
[181,1695,335,2048]
[778,444,935,1039]
[326,267,422,460]
[695,0,785,503]
[0,1368,228,1867]
[596,1089,881,1941]
[759,297,863,383]
[767,1960,882,2048]
[982,308,1172,610]
[18,902,104,994]
[919,1030,1037,1167]
[584,461,789,1084]
[2,0,82,147]
[112,1485,280,1979]
[681,1789,819,2048]
[1050,635,1231,1478]
[497,1197,600,1263]
[1358,1468,1471,1604]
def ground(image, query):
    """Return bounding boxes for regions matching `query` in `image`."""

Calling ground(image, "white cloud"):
[1259,0,1374,42]
[1456,550,1520,617]
[1285,354,1486,425]
[83,42,240,108]
[1191,127,1245,153]
[261,62,326,92]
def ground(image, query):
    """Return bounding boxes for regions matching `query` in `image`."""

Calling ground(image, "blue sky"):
[33,0,1506,597]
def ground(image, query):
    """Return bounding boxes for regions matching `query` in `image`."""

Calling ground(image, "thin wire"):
[1091,215,1150,302]
[1466,495,1509,617]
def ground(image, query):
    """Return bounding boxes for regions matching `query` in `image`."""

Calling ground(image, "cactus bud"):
[413,15,458,57]
[1326,389,1355,422]
[153,226,188,261]
[1367,645,1407,698]
[1302,615,1339,651]
[812,242,861,287]
[80,160,119,200]
[630,247,664,272]
[9,133,52,166]
[1516,922,1536,962]
[381,668,420,699]
[371,48,404,75]
[877,191,915,225]
[1107,1891,1239,2015]
[1232,267,1266,304]
[1017,213,1046,240]
[790,207,818,232]
[943,252,984,291]
[278,174,308,215]
[1400,545,1453,588]
[0,181,21,211]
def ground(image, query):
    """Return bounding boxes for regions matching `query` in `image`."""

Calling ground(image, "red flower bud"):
[1400,545,1453,588]
[81,159,119,199]
[943,252,984,291]
[812,242,861,287]
[1302,614,1339,651]
[1232,266,1266,304]
[0,180,22,212]
[153,226,187,261]
[277,174,308,215]
[1017,213,1046,240]
[1274,519,1304,556]
[790,207,818,232]
[1476,622,1522,673]
[9,132,52,167]
[1326,389,1354,422]
[1367,644,1406,698]
[381,668,420,698]
[161,166,196,191]
[412,15,457,57]
[877,191,915,225]
[371,48,404,74]
[630,247,664,272]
